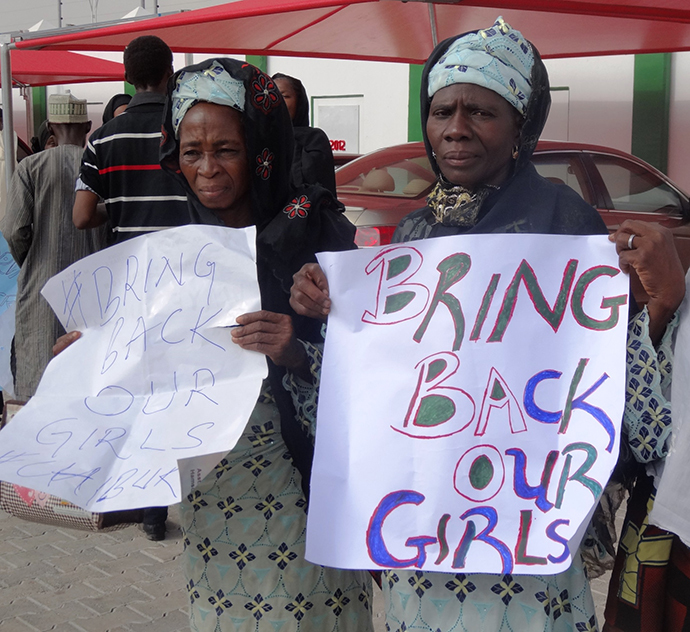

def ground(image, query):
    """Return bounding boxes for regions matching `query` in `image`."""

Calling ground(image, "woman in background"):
[29,120,57,153]
[101,93,132,124]
[273,73,337,196]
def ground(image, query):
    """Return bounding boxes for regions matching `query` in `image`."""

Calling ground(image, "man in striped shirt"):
[73,35,191,244]
[72,36,190,541]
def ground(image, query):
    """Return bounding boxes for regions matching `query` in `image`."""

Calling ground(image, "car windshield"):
[336,147,434,198]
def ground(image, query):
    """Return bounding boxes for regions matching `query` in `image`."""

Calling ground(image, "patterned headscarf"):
[171,60,246,137]
[420,19,551,227]
[427,17,533,116]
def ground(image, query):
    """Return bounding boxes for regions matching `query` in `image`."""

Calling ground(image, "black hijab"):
[102,93,132,124]
[30,120,52,153]
[160,58,355,498]
[272,72,310,128]
[396,30,606,240]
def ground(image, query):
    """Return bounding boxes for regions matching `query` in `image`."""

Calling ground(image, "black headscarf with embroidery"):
[160,57,355,498]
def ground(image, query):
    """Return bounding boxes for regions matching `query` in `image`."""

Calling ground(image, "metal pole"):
[428,3,438,48]
[23,87,33,140]
[1,43,15,189]
[57,0,62,28]
[185,52,194,67]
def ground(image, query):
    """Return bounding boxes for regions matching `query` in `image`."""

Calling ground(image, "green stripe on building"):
[631,53,671,173]
[31,86,47,133]
[246,55,268,73]
[408,64,423,142]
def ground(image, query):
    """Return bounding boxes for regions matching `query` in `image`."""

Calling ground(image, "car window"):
[531,153,590,203]
[591,154,684,215]
[337,156,434,198]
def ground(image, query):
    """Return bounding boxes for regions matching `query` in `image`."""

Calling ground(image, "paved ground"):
[0,504,611,632]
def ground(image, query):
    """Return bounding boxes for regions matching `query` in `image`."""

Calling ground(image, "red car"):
[336,140,690,301]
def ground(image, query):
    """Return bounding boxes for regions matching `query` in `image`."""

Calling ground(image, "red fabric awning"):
[12,0,690,62]
[7,50,124,87]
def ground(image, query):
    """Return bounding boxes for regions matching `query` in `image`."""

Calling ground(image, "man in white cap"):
[0,92,104,399]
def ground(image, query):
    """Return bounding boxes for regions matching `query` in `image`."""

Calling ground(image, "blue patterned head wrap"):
[427,17,534,116]
[171,60,246,137]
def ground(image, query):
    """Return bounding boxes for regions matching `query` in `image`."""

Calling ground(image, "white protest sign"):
[0,225,267,512]
[306,233,628,575]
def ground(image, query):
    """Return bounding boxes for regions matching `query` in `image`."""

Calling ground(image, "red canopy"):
[7,50,124,87]
[12,0,690,62]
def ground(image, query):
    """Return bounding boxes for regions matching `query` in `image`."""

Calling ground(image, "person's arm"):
[289,263,331,321]
[73,189,108,229]
[609,220,685,344]
[230,310,310,381]
[610,221,684,463]
[1,162,34,266]
[283,336,324,440]
[53,331,82,356]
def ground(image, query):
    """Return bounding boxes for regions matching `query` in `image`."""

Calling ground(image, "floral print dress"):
[179,381,373,632]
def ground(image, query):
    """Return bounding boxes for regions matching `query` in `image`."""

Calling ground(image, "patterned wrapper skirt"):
[604,472,690,632]
[179,393,374,632]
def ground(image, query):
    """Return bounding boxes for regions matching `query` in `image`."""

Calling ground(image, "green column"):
[246,55,268,73]
[408,64,423,142]
[124,82,135,96]
[32,86,47,130]
[631,53,671,173]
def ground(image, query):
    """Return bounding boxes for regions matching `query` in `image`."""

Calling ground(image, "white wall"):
[268,57,408,154]
[542,55,635,153]
[668,52,690,192]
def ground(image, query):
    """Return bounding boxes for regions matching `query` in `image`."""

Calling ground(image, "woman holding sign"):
[53,59,373,631]
[291,17,612,632]
[156,59,372,632]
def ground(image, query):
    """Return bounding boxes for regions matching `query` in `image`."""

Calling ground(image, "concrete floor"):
[0,503,616,631]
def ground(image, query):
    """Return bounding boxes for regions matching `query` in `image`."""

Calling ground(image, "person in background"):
[72,35,190,247]
[0,93,102,400]
[603,222,689,631]
[272,73,337,196]
[72,35,191,540]
[30,120,57,154]
[101,93,132,125]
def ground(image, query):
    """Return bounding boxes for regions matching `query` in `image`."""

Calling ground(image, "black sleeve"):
[292,127,337,197]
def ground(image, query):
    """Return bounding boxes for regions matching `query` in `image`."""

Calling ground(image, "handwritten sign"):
[306,234,628,575]
[0,225,267,512]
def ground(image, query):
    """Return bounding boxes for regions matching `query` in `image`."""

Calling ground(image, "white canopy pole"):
[1,40,15,191]
[428,3,438,48]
